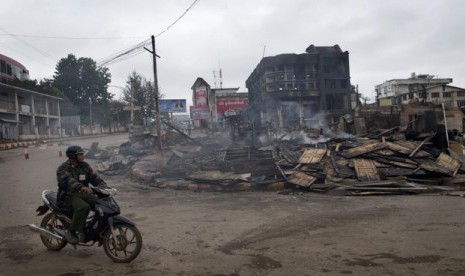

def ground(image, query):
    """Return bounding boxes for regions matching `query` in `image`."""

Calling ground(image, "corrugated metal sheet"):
[387,141,430,157]
[341,142,386,158]
[298,148,327,164]
[288,171,317,187]
[436,152,461,176]
[353,159,380,182]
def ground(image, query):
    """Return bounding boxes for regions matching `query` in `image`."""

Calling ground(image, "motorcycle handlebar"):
[92,187,118,196]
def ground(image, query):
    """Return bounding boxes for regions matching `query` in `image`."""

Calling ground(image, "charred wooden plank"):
[409,136,433,157]
[340,142,387,158]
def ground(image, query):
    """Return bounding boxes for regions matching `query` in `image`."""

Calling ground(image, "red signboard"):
[216,98,248,117]
[195,89,208,107]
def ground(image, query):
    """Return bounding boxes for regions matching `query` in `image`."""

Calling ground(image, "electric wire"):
[97,0,200,67]
[1,0,200,69]
[0,33,147,40]
[0,27,56,62]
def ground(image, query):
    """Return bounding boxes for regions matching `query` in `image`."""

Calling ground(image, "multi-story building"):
[424,85,465,109]
[0,54,62,141]
[375,73,453,106]
[0,54,30,83]
[0,82,62,141]
[245,44,354,129]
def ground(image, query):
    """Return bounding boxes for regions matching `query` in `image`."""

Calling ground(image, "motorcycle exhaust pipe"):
[27,224,63,240]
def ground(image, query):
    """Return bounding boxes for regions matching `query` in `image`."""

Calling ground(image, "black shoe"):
[64,230,79,244]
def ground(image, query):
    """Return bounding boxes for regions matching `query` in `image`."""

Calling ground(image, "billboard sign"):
[195,89,208,107]
[190,106,210,120]
[159,99,187,113]
[216,98,249,117]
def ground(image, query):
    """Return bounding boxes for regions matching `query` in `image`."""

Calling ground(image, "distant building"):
[0,54,30,83]
[190,78,211,129]
[424,85,465,109]
[245,44,354,129]
[211,87,248,128]
[375,73,453,106]
[0,82,62,140]
[190,78,249,129]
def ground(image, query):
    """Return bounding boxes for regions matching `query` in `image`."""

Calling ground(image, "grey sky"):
[1,0,465,105]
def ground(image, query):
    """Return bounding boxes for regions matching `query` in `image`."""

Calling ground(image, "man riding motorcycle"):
[56,145,108,244]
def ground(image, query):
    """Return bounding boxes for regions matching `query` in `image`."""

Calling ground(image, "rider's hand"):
[81,186,93,194]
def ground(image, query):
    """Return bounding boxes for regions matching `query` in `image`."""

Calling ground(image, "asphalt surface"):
[1,133,465,275]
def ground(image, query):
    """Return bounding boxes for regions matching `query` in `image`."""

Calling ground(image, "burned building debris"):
[82,115,465,196]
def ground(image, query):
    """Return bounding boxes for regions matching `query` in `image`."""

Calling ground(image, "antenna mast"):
[213,67,223,89]
[213,70,217,88]
[219,68,222,89]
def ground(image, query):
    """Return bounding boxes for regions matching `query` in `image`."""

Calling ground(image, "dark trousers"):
[70,192,97,232]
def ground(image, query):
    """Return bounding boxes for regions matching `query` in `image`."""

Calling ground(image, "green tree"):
[53,54,112,107]
[8,78,63,97]
[122,71,156,125]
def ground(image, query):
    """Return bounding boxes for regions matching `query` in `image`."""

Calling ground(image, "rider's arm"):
[84,162,108,189]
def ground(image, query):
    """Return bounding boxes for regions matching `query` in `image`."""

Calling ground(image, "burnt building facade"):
[245,44,353,129]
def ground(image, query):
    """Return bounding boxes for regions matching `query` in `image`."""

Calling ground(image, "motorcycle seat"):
[44,191,72,216]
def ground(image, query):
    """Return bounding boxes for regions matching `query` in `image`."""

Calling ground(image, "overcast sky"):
[2,0,465,106]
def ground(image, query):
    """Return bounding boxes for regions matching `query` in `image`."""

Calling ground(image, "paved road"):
[1,133,465,275]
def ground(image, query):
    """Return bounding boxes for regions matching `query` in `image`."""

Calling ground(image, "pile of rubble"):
[88,126,465,195]
[275,133,465,195]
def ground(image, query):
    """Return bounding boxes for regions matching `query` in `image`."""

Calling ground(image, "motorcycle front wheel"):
[40,213,68,250]
[103,224,142,263]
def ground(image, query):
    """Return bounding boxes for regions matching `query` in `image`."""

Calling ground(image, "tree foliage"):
[8,78,63,97]
[122,71,156,125]
[53,54,112,107]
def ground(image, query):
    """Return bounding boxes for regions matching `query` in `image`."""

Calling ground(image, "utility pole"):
[144,35,162,151]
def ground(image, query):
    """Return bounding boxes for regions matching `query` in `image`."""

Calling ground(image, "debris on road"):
[83,125,465,196]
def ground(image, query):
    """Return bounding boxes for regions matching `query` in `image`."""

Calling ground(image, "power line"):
[97,39,150,67]
[97,0,200,67]
[0,33,147,40]
[0,27,56,62]
[0,41,54,68]
[154,0,200,38]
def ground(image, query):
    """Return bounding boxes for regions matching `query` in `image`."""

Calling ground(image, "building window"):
[457,91,465,97]
[325,80,336,89]
[340,79,347,89]
[431,92,440,98]
[457,100,465,107]
[443,92,451,98]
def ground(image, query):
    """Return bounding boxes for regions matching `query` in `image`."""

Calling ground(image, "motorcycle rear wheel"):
[40,213,68,250]
[103,224,142,263]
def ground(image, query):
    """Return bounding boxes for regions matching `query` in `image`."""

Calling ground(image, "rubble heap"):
[275,134,465,195]
[89,127,465,195]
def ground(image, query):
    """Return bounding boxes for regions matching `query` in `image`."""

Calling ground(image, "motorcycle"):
[28,187,142,263]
